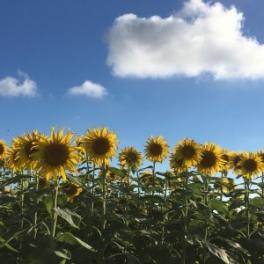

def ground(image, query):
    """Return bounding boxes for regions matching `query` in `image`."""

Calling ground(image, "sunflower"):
[119,146,142,170]
[236,152,264,180]
[219,177,235,195]
[197,143,223,176]
[83,128,118,166]
[257,150,264,164]
[33,129,79,181]
[220,149,232,173]
[169,154,187,174]
[63,183,82,202]
[230,152,243,172]
[144,136,169,163]
[12,131,45,169]
[6,147,21,172]
[0,140,8,159]
[172,138,201,168]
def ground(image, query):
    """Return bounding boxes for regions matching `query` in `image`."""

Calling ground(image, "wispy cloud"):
[107,0,264,80]
[68,80,107,98]
[0,71,38,97]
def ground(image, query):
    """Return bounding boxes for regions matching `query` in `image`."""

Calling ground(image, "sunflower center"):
[126,152,138,163]
[44,143,69,167]
[243,159,257,173]
[0,144,4,155]
[222,154,229,162]
[25,141,35,159]
[92,137,110,155]
[149,143,163,156]
[181,146,195,159]
[200,151,217,168]
[64,184,79,196]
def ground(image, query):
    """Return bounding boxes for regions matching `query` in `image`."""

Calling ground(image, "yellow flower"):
[33,129,79,181]
[145,136,169,163]
[220,149,232,173]
[197,143,223,176]
[172,138,201,168]
[0,140,8,159]
[6,147,21,172]
[230,152,243,172]
[63,183,82,202]
[169,154,187,174]
[12,131,45,169]
[236,152,264,180]
[119,146,142,170]
[83,128,118,166]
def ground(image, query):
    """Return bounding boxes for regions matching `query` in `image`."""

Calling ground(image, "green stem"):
[245,179,250,239]
[20,174,25,230]
[203,176,209,264]
[91,163,95,216]
[102,165,107,230]
[261,173,264,199]
[152,161,156,203]
[34,174,39,239]
[182,173,189,264]
[52,179,59,238]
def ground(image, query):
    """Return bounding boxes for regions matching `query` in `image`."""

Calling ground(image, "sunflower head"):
[145,136,169,163]
[6,147,21,172]
[33,129,79,181]
[219,177,235,195]
[237,152,264,180]
[12,131,45,169]
[63,183,82,202]
[220,149,232,173]
[0,140,8,163]
[172,138,201,168]
[83,128,118,166]
[230,152,243,172]
[119,146,142,170]
[170,153,187,174]
[197,143,223,176]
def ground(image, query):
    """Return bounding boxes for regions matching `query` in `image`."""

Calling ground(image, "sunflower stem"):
[152,161,156,205]
[91,163,95,216]
[203,175,209,264]
[245,178,250,239]
[52,178,59,238]
[33,174,39,239]
[261,173,264,199]
[102,165,107,230]
[182,172,189,264]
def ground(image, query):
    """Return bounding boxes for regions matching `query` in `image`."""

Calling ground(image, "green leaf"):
[55,207,81,229]
[54,250,70,260]
[56,232,96,252]
[206,242,233,264]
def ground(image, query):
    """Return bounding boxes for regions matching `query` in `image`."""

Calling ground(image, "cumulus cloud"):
[107,0,264,79]
[68,80,107,98]
[0,72,38,97]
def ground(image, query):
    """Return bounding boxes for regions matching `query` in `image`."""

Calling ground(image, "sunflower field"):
[1,128,264,264]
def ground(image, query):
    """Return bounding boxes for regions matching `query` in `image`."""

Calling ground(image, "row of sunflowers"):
[0,128,264,263]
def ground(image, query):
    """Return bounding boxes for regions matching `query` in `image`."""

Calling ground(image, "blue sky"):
[1,0,264,157]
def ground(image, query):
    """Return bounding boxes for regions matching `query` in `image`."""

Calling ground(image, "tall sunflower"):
[33,129,79,181]
[197,143,223,176]
[230,152,243,172]
[170,153,186,174]
[220,149,232,173]
[145,136,169,163]
[83,128,118,166]
[6,147,21,172]
[0,140,8,159]
[119,146,142,170]
[12,131,45,169]
[172,138,201,168]
[236,152,264,180]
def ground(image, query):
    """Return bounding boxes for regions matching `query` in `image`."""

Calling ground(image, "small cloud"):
[0,71,38,97]
[68,80,107,98]
[107,0,264,80]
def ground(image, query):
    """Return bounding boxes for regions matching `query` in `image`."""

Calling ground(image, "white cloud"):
[0,72,38,97]
[68,80,107,98]
[107,0,264,79]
